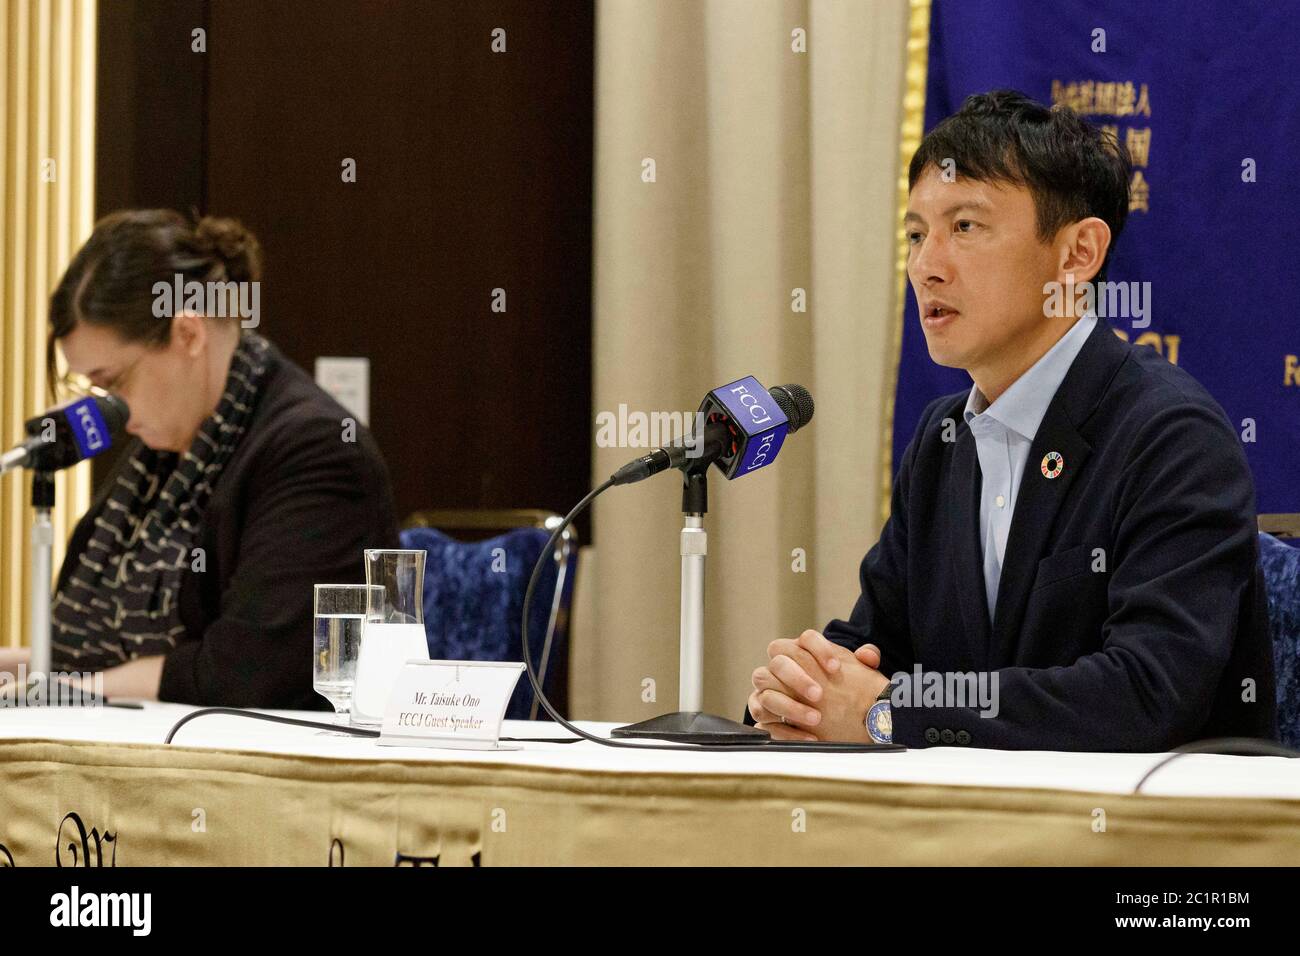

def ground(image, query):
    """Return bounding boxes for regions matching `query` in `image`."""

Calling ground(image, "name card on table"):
[378,660,526,750]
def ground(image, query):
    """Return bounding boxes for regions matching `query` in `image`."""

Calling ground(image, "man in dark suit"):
[747,90,1276,750]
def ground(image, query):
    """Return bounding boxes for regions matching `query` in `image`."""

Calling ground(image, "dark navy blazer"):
[826,318,1277,750]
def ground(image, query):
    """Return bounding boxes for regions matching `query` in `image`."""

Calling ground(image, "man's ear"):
[1056,217,1112,286]
[170,311,209,358]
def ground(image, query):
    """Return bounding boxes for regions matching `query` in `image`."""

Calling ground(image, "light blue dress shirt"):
[963,313,1097,618]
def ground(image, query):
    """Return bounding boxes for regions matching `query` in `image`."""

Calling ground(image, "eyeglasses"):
[57,349,148,399]
[101,350,148,394]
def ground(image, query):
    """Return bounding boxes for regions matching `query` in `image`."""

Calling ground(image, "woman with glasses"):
[1,209,399,708]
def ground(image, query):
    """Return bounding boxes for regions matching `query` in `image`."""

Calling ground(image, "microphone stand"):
[611,465,768,743]
[29,471,54,688]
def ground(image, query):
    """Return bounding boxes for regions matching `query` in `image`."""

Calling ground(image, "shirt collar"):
[963,312,1098,441]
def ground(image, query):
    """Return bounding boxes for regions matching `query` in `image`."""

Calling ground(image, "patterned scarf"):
[51,333,270,670]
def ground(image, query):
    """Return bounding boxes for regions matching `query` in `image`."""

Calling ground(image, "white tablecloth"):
[2,700,1296,800]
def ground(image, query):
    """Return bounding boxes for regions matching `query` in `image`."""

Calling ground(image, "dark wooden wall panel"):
[95,0,207,217]
[94,0,594,530]
[91,0,207,484]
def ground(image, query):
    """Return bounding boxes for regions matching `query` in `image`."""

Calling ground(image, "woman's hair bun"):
[194,215,262,283]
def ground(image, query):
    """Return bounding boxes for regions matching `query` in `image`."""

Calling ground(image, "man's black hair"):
[908,89,1132,282]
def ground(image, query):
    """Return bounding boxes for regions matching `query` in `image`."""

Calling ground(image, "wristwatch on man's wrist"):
[864,683,893,744]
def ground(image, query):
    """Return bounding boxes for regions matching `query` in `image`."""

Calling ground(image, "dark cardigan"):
[57,342,400,709]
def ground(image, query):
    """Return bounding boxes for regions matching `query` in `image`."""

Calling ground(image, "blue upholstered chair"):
[399,510,577,720]
[1258,516,1300,748]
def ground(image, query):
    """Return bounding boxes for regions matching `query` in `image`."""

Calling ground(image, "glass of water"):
[313,584,382,719]
[350,549,429,728]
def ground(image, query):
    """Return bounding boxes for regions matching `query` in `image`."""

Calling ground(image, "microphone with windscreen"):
[7,392,130,689]
[519,376,887,750]
[0,394,130,475]
[611,377,813,485]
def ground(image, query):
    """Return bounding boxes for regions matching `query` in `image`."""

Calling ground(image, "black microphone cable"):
[164,708,583,745]
[514,478,895,753]
[165,707,375,744]
[1130,737,1298,794]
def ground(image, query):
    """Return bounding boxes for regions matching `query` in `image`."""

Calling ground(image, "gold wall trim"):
[879,0,931,524]
[1,0,97,648]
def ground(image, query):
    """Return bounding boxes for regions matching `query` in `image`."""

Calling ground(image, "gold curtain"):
[577,0,913,720]
[1,0,97,649]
